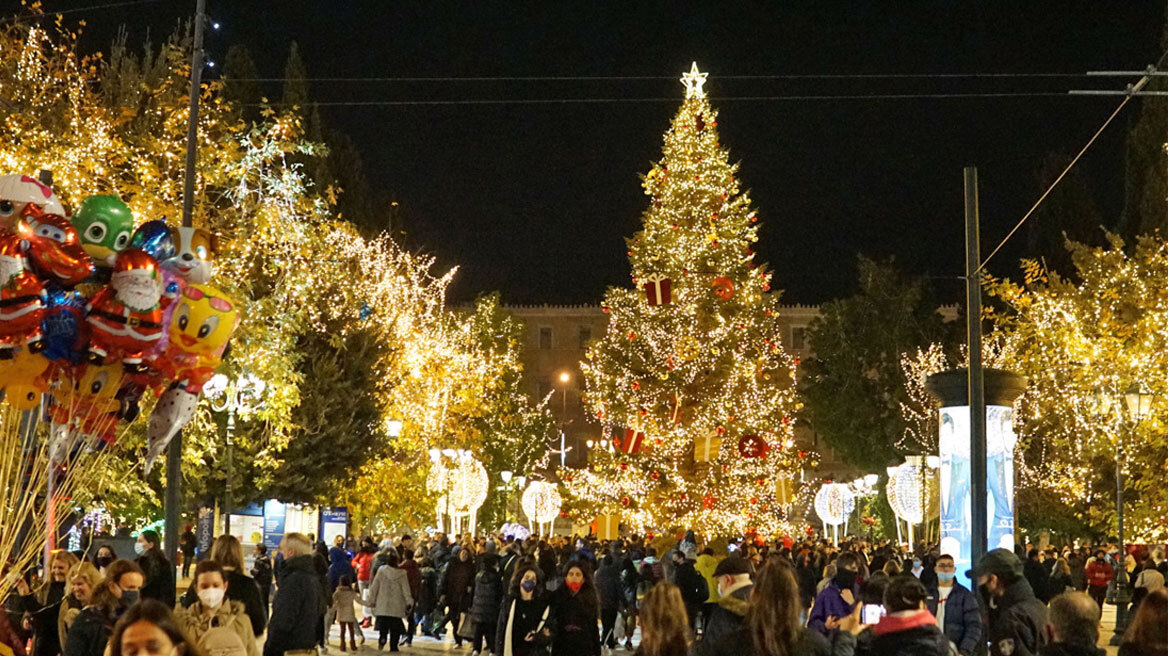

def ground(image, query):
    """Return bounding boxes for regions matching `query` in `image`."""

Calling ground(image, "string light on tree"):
[521,480,562,536]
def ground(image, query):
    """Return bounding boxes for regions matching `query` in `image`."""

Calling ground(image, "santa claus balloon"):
[85,248,166,369]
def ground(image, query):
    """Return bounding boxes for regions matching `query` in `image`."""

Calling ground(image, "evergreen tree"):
[221,44,261,123]
[1120,3,1168,238]
[281,41,309,112]
[564,65,807,537]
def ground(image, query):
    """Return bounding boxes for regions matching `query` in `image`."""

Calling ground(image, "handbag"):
[613,613,626,641]
[457,612,477,640]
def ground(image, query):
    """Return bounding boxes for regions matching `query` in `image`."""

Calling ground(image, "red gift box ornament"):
[616,427,646,454]
[643,273,673,306]
[711,276,734,300]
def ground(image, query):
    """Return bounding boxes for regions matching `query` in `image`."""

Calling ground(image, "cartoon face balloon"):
[162,226,217,284]
[71,196,135,267]
[18,213,94,287]
[0,233,46,352]
[170,284,238,356]
[0,174,66,231]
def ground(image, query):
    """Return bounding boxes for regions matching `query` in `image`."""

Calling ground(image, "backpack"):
[679,566,708,607]
[199,617,248,656]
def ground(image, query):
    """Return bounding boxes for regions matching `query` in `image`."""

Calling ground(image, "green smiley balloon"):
[70,195,134,266]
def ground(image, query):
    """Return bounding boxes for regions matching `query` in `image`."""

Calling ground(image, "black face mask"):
[834,570,857,589]
[95,556,114,569]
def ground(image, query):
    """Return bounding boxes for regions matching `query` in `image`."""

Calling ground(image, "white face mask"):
[198,587,226,609]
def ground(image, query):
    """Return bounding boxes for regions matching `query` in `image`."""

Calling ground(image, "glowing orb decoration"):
[521,481,562,525]
[886,459,939,525]
[427,453,489,535]
[498,522,531,540]
[814,483,855,526]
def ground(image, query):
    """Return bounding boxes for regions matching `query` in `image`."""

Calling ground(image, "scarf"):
[503,598,549,656]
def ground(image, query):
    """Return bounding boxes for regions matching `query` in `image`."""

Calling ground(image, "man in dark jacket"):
[926,554,981,656]
[265,533,326,656]
[251,544,274,611]
[594,555,624,648]
[691,555,752,656]
[1037,592,1103,656]
[1024,548,1052,603]
[671,549,708,631]
[973,548,1048,656]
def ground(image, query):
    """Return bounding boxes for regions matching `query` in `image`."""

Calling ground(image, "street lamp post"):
[204,374,265,535]
[501,471,513,522]
[1094,384,1155,645]
[553,372,573,468]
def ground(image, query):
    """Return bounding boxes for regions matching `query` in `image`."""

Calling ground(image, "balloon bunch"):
[0,174,240,474]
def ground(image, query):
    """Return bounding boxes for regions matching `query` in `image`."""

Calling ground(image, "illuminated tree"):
[564,65,809,537]
[986,235,1168,540]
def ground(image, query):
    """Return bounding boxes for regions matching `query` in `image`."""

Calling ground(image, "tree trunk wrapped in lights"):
[563,64,813,537]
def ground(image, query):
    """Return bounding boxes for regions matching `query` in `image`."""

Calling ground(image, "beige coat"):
[174,599,258,656]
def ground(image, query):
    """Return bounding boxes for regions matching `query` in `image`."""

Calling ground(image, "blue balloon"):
[129,220,176,263]
[41,284,88,363]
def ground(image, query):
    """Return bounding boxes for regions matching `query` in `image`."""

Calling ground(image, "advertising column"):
[926,368,1026,589]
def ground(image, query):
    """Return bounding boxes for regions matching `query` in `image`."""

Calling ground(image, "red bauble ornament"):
[702,494,717,509]
[737,434,769,459]
[798,450,808,459]
[619,462,628,471]
[621,496,631,506]
[650,471,660,480]
[712,276,734,300]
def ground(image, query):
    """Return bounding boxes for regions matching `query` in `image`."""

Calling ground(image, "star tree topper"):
[681,62,708,99]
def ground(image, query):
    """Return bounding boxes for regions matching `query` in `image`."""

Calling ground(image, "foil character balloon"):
[129,220,177,264]
[70,196,135,267]
[0,174,66,231]
[162,226,217,285]
[18,212,94,287]
[0,346,50,409]
[86,248,165,369]
[0,232,47,355]
[41,284,88,363]
[143,384,198,475]
[73,362,124,447]
[160,283,239,392]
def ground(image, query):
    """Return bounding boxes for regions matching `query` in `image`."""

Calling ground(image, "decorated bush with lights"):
[564,64,812,537]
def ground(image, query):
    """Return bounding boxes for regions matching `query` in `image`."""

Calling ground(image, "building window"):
[578,325,592,349]
[539,326,553,350]
[791,326,807,350]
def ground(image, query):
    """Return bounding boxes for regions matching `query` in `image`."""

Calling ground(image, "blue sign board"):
[263,500,287,551]
[320,506,349,545]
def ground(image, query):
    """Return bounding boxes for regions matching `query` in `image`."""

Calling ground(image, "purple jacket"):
[807,581,856,637]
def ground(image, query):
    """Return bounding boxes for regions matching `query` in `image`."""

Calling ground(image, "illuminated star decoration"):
[680,62,708,99]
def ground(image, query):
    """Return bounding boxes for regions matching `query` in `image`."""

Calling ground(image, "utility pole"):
[164,0,206,573]
[964,167,988,569]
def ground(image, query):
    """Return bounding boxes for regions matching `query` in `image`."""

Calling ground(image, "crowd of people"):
[6,528,1168,656]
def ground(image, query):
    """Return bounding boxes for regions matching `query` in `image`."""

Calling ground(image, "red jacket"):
[1086,559,1114,588]
[352,552,374,582]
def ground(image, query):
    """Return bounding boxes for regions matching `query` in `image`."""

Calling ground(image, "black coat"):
[251,556,274,593]
[987,578,1048,656]
[471,568,504,623]
[594,563,624,611]
[870,625,951,656]
[264,554,326,656]
[925,582,982,656]
[495,594,553,656]
[19,582,65,656]
[136,550,175,609]
[1024,559,1051,603]
[63,607,114,656]
[550,585,599,656]
[180,568,268,636]
[672,562,708,610]
[692,585,750,656]
[417,566,440,615]
[441,559,476,610]
[1040,644,1104,656]
[703,626,831,656]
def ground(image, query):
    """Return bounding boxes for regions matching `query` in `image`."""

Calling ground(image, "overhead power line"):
[249,92,1078,107]
[977,54,1168,273]
[226,72,1088,83]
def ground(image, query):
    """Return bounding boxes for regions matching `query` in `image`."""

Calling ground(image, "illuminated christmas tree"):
[564,64,812,537]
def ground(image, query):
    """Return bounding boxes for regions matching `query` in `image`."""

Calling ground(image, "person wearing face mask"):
[92,546,117,579]
[65,560,145,656]
[133,531,174,610]
[16,550,78,656]
[107,599,196,656]
[551,562,600,656]
[924,555,980,656]
[868,575,949,656]
[496,564,552,656]
[179,536,267,639]
[691,555,752,656]
[174,560,257,656]
[58,562,102,651]
[971,548,1047,656]
[910,558,924,579]
[808,551,862,638]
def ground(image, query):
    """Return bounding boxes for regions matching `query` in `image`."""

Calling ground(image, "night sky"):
[54,1,1168,304]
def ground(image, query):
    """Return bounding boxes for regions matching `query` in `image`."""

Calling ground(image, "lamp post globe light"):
[203,373,265,534]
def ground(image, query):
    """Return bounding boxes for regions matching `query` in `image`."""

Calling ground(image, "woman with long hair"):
[108,599,202,656]
[550,561,600,656]
[1121,587,1168,656]
[65,560,145,656]
[495,564,552,656]
[16,550,79,656]
[635,584,688,656]
[742,559,834,656]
